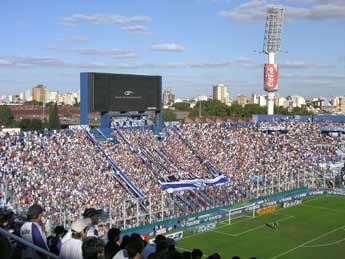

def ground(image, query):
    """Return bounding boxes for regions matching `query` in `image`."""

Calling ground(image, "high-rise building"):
[195,95,209,102]
[339,96,345,114]
[62,93,76,106]
[47,91,58,103]
[235,94,251,106]
[20,89,32,102]
[163,88,175,108]
[331,96,340,107]
[32,85,48,103]
[253,94,267,107]
[213,84,229,104]
[291,96,306,108]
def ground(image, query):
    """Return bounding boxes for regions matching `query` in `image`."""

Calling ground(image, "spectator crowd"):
[0,121,344,231]
[1,204,227,259]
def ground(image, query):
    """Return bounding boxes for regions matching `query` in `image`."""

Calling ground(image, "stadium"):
[1,71,345,259]
[1,4,345,259]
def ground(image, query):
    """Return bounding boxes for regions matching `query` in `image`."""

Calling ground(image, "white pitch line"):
[213,215,294,237]
[270,225,345,259]
[178,196,321,243]
[303,237,345,248]
[211,230,237,237]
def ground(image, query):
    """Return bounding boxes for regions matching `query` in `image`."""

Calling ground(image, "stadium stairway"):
[158,147,178,166]
[113,127,132,147]
[197,189,217,207]
[115,128,171,176]
[173,194,186,214]
[188,189,208,208]
[183,191,205,211]
[82,128,145,199]
[171,127,219,178]
[176,193,195,212]
[114,127,208,213]
[153,147,180,173]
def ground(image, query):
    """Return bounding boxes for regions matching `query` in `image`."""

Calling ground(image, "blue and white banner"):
[161,175,228,192]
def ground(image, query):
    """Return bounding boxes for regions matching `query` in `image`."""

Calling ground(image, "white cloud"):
[287,0,344,4]
[0,56,66,68]
[0,59,12,65]
[56,36,88,43]
[219,0,345,21]
[280,60,332,68]
[61,14,151,26]
[46,47,137,59]
[151,43,185,52]
[189,60,232,67]
[0,55,332,71]
[281,73,345,81]
[120,25,152,35]
[0,56,112,69]
[121,25,147,32]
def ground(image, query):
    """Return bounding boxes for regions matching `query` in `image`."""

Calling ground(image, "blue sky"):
[0,0,344,99]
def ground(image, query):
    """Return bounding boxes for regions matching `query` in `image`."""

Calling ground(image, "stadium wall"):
[120,187,308,237]
[253,114,345,122]
[120,187,345,241]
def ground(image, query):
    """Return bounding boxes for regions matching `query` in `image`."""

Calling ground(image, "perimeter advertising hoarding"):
[87,73,162,112]
[264,64,278,92]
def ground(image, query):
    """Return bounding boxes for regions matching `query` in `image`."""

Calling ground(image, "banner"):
[187,222,217,235]
[161,175,228,192]
[264,64,278,92]
[283,199,302,208]
[256,204,279,215]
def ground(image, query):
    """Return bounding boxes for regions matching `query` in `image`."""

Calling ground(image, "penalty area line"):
[270,225,345,259]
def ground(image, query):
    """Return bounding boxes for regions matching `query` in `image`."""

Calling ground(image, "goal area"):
[220,204,256,225]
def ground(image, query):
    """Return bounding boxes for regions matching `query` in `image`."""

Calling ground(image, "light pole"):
[263,7,284,115]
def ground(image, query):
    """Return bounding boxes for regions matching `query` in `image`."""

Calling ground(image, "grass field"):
[176,195,345,259]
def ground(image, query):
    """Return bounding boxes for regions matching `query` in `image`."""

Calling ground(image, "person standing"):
[83,208,102,237]
[20,204,49,259]
[60,218,91,259]
[104,228,121,259]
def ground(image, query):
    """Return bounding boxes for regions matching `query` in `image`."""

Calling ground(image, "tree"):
[243,104,267,117]
[0,105,14,126]
[163,110,177,122]
[48,103,61,130]
[228,103,245,116]
[174,102,191,111]
[274,106,290,115]
[290,106,314,115]
[189,100,229,117]
[18,119,43,131]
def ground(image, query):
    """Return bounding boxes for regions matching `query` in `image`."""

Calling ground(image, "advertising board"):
[264,64,278,92]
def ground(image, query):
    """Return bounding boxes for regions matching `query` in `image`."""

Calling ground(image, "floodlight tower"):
[263,7,284,115]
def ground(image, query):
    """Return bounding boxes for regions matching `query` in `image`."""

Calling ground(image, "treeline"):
[0,103,61,131]
[163,100,313,122]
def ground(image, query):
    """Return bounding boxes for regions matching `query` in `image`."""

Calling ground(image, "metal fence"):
[1,169,344,235]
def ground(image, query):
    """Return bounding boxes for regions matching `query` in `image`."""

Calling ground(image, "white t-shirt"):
[113,249,128,259]
[60,238,83,259]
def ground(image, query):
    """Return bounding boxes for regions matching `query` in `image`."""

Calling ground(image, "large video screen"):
[90,73,161,112]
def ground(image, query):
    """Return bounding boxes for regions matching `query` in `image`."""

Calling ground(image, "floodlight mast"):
[263,7,284,115]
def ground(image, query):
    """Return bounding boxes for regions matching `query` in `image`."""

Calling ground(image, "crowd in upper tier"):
[0,121,344,229]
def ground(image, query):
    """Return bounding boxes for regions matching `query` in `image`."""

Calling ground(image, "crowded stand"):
[0,119,345,258]
[0,204,220,259]
[0,130,133,229]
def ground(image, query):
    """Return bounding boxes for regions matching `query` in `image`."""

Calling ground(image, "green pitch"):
[176,195,345,259]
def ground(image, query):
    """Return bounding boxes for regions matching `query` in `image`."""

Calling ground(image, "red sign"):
[264,64,278,92]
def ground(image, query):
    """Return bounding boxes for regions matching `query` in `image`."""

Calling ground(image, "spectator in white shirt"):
[60,218,91,259]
